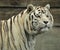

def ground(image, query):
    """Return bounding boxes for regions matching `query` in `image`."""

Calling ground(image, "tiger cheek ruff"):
[0,4,53,50]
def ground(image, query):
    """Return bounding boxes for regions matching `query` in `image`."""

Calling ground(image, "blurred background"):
[0,0,60,50]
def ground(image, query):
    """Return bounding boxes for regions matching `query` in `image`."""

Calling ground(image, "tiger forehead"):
[36,6,45,10]
[36,6,46,12]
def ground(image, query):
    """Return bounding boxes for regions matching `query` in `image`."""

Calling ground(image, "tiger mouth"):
[41,26,50,29]
[38,25,50,31]
[32,25,50,32]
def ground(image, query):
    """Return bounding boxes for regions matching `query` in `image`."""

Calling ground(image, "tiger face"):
[25,4,54,35]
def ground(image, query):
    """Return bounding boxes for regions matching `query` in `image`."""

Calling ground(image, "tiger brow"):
[41,8,46,13]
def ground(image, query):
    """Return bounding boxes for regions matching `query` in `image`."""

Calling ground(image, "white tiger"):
[0,4,54,50]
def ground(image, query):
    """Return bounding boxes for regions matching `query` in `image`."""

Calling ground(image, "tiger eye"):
[37,7,39,9]
[38,10,40,11]
[47,15,49,17]
[37,16,41,18]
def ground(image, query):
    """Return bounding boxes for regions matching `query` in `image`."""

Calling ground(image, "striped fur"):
[0,4,54,50]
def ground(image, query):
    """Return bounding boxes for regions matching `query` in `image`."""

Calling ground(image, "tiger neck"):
[24,29,36,50]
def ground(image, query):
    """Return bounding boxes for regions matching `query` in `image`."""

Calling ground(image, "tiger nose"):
[43,21,48,24]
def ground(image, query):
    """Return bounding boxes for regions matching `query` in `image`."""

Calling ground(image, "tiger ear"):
[27,4,34,13]
[45,4,50,9]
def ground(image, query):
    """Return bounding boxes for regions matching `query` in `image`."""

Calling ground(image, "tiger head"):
[24,4,54,35]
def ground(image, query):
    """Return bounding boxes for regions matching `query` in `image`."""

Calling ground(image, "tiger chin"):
[0,4,54,50]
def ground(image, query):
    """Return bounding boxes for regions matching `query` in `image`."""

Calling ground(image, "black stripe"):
[32,15,34,20]
[19,44,22,50]
[29,15,31,20]
[34,12,35,16]
[13,15,16,23]
[1,22,3,50]
[1,22,5,50]
[1,31,3,50]
[5,20,9,50]
[10,18,17,50]
[29,14,32,20]
[10,18,14,41]
[21,10,24,17]
[29,14,34,20]
[34,12,37,17]
[17,15,19,24]
[26,20,28,28]
[23,40,27,50]
[24,29,30,48]
[5,21,9,32]
[26,20,29,30]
